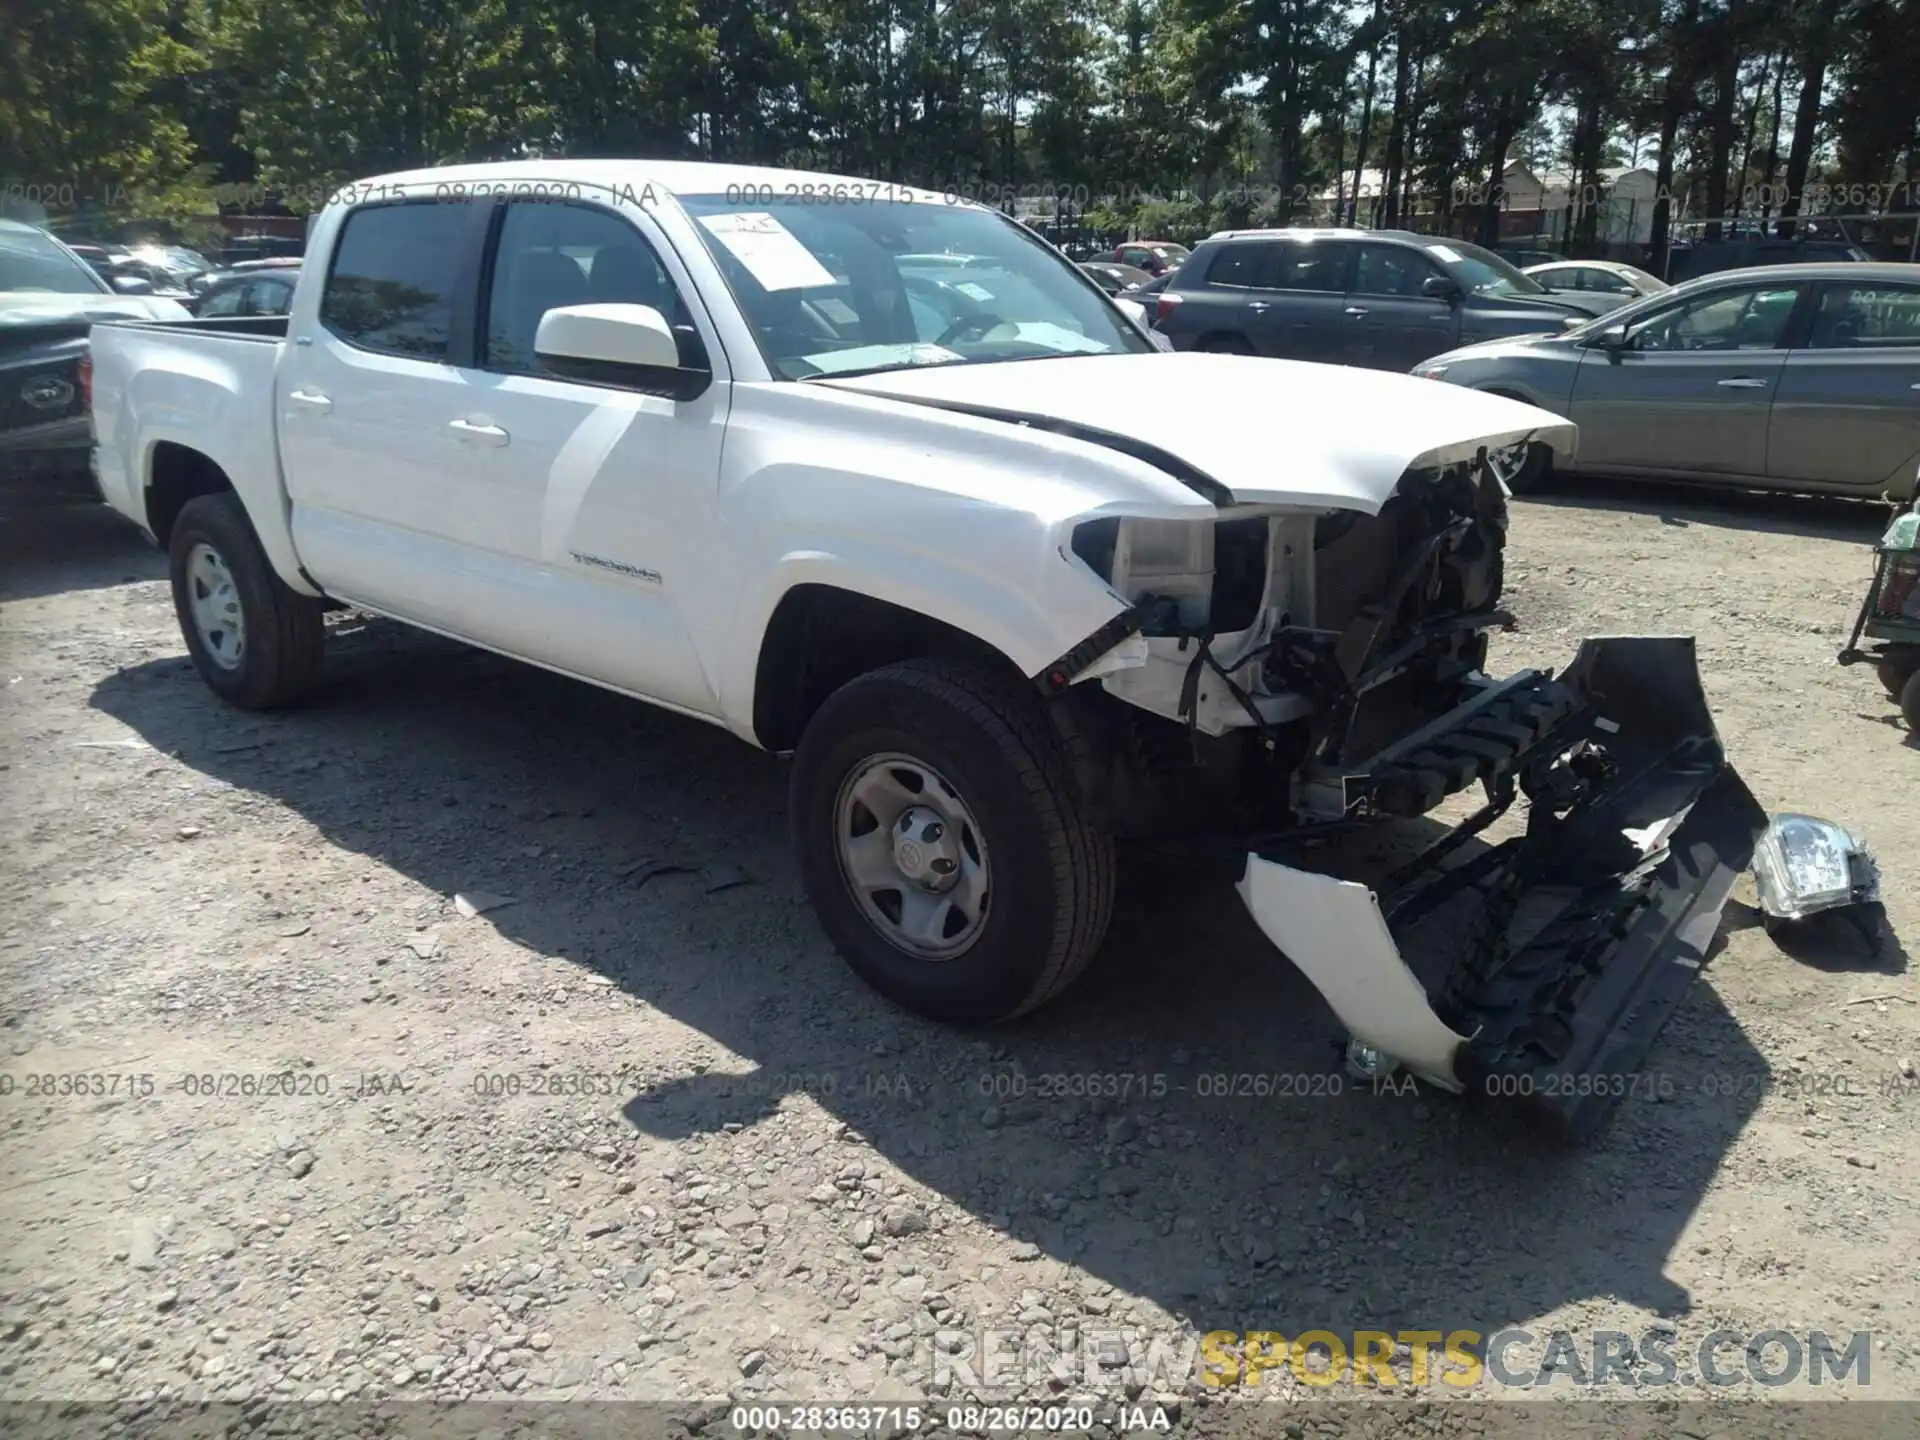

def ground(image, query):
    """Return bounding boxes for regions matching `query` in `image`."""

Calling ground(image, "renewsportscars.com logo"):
[1198,1327,1872,1390]
[926,1326,1873,1393]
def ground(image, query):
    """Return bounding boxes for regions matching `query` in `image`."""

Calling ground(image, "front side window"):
[320,202,471,358]
[483,201,707,375]
[1354,244,1441,297]
[675,194,1150,380]
[1629,285,1800,352]
[1807,284,1920,349]
[1423,240,1548,297]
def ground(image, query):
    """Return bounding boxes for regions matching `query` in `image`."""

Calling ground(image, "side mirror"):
[1591,323,1631,350]
[110,274,156,295]
[534,303,708,400]
[1420,274,1460,302]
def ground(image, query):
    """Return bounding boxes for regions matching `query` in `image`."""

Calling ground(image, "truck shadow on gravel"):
[0,491,163,603]
[91,606,1778,1343]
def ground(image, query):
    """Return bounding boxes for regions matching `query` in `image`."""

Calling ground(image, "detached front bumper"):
[1238,636,1767,1140]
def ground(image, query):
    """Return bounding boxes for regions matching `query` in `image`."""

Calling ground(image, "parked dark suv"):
[1664,235,1870,284]
[1154,228,1591,370]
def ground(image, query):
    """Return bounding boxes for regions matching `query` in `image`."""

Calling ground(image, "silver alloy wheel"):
[185,541,245,670]
[833,752,991,960]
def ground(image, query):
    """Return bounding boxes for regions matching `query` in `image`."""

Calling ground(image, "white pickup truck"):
[90,160,1766,1138]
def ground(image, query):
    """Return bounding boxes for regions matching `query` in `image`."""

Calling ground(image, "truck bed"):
[93,314,289,341]
[89,312,294,575]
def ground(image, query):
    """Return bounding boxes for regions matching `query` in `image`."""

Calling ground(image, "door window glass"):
[1268,242,1349,292]
[1204,243,1274,289]
[1354,244,1441,297]
[1629,285,1800,351]
[1807,285,1920,349]
[321,202,471,357]
[199,283,247,317]
[483,202,707,375]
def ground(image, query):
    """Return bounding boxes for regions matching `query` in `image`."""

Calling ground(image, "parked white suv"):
[87,161,1765,1139]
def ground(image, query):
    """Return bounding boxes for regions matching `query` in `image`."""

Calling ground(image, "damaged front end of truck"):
[1045,430,1767,1141]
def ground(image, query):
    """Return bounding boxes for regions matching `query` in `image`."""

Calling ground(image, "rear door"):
[1348,242,1459,370]
[1169,240,1270,349]
[1241,239,1357,363]
[1569,279,1806,477]
[1767,279,1920,494]
[276,197,493,618]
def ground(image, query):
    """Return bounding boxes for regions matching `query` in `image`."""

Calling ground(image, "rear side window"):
[1203,243,1273,288]
[321,202,471,358]
[1269,242,1349,292]
[1807,284,1920,349]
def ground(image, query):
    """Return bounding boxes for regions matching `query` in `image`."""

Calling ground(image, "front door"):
[1569,280,1804,477]
[1348,243,1460,371]
[447,197,732,715]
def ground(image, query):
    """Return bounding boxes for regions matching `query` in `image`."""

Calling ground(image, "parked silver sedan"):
[1524,259,1671,301]
[1411,262,1920,498]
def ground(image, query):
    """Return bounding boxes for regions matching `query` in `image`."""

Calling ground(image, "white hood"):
[824,351,1574,514]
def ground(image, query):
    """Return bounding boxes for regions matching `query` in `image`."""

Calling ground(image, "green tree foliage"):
[14,0,1916,256]
[0,0,205,220]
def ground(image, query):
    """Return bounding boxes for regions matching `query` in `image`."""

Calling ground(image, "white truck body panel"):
[88,156,1573,748]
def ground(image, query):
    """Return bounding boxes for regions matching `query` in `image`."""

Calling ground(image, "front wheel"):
[789,658,1115,1023]
[169,491,326,708]
[1902,670,1920,733]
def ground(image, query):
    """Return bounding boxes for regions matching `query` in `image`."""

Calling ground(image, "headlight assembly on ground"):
[1751,811,1883,947]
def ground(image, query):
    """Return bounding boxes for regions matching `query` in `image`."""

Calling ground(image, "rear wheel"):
[169,492,326,708]
[789,657,1115,1023]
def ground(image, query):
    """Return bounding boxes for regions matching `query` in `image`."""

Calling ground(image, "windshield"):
[675,194,1151,379]
[0,226,112,295]
[1424,240,1548,297]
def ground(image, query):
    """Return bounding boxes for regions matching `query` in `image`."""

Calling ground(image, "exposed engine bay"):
[1044,451,1766,1141]
[1050,447,1521,837]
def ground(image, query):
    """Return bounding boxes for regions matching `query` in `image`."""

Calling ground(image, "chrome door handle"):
[1910,382,1920,391]
[1345,306,1368,317]
[449,417,509,446]
[1715,377,1768,389]
[287,389,331,413]
[1247,301,1271,312]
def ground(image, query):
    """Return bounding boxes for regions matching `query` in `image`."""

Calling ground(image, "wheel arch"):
[146,442,235,550]
[750,583,1026,753]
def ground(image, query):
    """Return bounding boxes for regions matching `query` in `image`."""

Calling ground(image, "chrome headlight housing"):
[1751,812,1880,924]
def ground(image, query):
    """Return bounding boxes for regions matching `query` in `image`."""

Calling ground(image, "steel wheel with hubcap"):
[790,657,1114,1024]
[185,541,246,670]
[168,490,327,709]
[835,753,991,959]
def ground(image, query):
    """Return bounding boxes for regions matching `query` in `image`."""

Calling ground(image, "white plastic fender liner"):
[1235,854,1472,1089]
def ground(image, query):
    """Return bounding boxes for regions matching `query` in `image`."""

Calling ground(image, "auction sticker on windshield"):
[697,211,837,291]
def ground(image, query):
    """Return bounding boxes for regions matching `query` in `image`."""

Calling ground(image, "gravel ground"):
[1,477,1916,1436]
